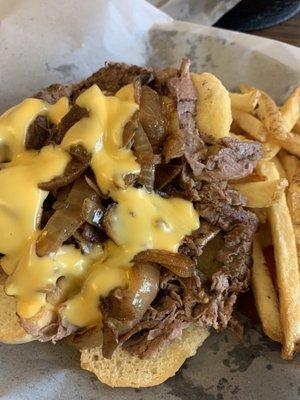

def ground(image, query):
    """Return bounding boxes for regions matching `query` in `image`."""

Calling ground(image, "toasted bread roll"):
[0,270,33,344]
[80,325,209,388]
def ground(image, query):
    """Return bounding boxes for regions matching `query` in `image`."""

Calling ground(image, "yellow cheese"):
[63,189,199,327]
[0,146,70,267]
[0,83,200,329]
[61,84,140,194]
[6,236,102,319]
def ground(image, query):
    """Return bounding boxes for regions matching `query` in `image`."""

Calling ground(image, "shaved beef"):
[19,60,261,358]
[38,144,91,191]
[34,84,71,104]
[55,105,88,144]
[26,115,54,150]
[139,85,165,152]
[179,221,221,260]
[164,59,206,176]
[72,62,153,98]
[200,138,262,182]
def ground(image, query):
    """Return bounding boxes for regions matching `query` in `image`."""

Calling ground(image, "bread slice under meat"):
[0,267,209,387]
[0,270,33,344]
[80,325,209,388]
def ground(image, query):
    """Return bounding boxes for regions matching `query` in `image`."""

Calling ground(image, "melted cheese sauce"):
[63,189,198,326]
[61,84,140,194]
[0,83,200,328]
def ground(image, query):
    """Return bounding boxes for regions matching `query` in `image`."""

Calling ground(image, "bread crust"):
[80,325,209,388]
[0,271,33,344]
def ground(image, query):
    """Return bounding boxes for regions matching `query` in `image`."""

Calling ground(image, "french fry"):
[278,150,298,182]
[252,208,268,224]
[230,90,260,113]
[281,85,300,132]
[240,84,289,142]
[231,109,267,142]
[287,163,300,225]
[261,140,281,160]
[252,235,283,343]
[279,153,300,260]
[278,131,300,158]
[229,172,267,184]
[272,157,287,179]
[268,188,300,359]
[294,117,300,135]
[232,179,287,208]
[231,160,287,208]
[278,155,300,271]
[192,72,232,139]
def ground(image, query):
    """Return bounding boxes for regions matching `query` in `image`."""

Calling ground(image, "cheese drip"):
[1,83,200,327]
[0,97,70,281]
[63,188,199,326]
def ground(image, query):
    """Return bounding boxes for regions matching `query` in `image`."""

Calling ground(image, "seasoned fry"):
[192,72,232,138]
[232,179,287,208]
[281,85,300,132]
[229,90,260,113]
[278,153,300,269]
[232,160,287,208]
[261,140,281,160]
[294,117,300,135]
[240,84,289,141]
[278,131,300,158]
[278,150,298,182]
[252,235,283,343]
[229,172,267,184]
[287,163,300,225]
[268,189,300,359]
[272,157,287,179]
[231,109,267,142]
[252,208,268,224]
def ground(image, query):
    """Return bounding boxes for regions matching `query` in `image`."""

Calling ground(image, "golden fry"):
[230,90,260,113]
[232,160,287,208]
[268,190,300,359]
[192,72,232,139]
[261,140,281,160]
[278,150,298,182]
[281,85,300,132]
[232,179,287,208]
[287,163,300,225]
[231,109,267,142]
[294,118,300,135]
[252,235,283,343]
[240,84,289,141]
[278,131,300,158]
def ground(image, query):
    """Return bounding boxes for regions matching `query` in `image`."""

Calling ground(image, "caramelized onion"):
[36,176,99,256]
[140,85,165,152]
[162,109,185,161]
[82,198,104,227]
[123,111,138,148]
[133,123,154,164]
[155,164,182,190]
[139,163,155,191]
[133,123,156,190]
[133,249,194,278]
[101,262,160,358]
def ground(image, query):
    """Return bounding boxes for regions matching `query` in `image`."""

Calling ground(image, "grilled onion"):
[101,262,160,358]
[36,176,100,256]
[133,249,195,278]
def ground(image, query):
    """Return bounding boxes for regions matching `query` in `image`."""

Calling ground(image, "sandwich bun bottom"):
[0,270,33,344]
[80,325,209,388]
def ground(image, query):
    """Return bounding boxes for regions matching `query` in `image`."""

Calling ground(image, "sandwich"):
[0,59,298,388]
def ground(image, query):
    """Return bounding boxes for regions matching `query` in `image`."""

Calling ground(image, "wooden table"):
[252,12,300,47]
